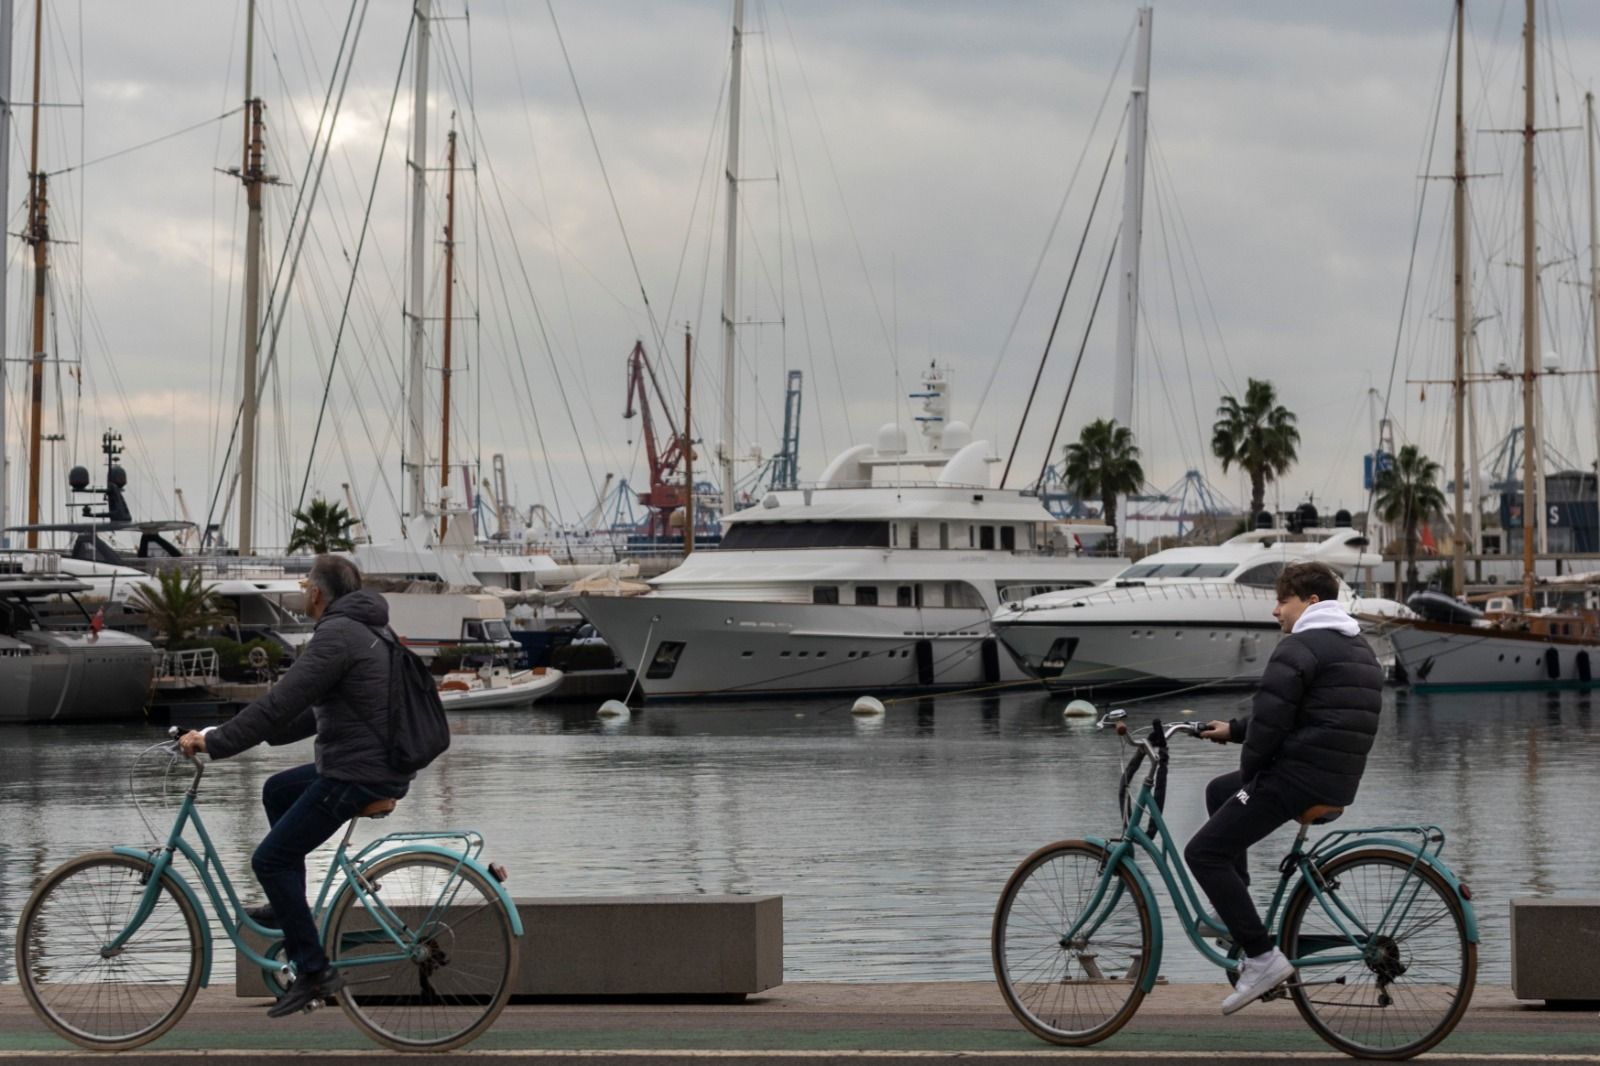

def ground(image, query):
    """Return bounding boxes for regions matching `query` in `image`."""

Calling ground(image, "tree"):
[129,568,225,645]
[1374,444,1447,593]
[286,498,357,555]
[1062,418,1145,543]
[1211,377,1301,517]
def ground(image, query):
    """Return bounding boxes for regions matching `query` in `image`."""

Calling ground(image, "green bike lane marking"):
[1,1028,1595,1054]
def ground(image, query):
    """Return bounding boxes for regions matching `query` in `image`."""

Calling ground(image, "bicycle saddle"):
[358,798,398,819]
[1297,804,1343,826]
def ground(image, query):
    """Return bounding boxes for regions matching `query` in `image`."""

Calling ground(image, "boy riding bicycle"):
[1186,560,1383,1013]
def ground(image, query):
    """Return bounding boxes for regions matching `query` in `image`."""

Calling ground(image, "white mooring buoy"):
[597,700,631,719]
[851,696,886,716]
[1063,698,1097,719]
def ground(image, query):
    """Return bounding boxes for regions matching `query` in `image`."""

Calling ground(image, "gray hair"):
[308,555,363,603]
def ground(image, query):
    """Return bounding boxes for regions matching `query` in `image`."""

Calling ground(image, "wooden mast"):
[683,325,694,555]
[22,0,46,548]
[438,127,457,542]
[237,0,265,554]
[1519,0,1539,609]
[1451,0,1467,598]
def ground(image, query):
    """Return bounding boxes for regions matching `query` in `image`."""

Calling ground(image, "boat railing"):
[156,647,220,684]
[1018,580,1274,610]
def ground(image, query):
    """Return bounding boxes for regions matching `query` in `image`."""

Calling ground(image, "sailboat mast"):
[1451,0,1467,598]
[683,325,694,556]
[23,0,46,549]
[719,0,744,519]
[1519,0,1538,609]
[438,127,457,542]
[1588,90,1600,538]
[238,0,265,555]
[405,0,432,536]
[1111,6,1153,436]
[0,0,13,546]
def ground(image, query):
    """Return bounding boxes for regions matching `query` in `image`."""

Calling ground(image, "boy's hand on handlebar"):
[1199,720,1231,744]
[178,730,208,758]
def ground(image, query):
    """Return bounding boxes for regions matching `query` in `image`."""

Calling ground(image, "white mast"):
[404,0,433,537]
[0,0,11,547]
[719,0,744,518]
[1111,6,1152,435]
[237,0,264,554]
[1588,90,1600,523]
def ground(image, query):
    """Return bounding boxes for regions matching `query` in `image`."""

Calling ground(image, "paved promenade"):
[2,982,1596,1064]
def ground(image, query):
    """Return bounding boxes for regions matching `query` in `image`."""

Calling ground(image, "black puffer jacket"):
[206,589,411,784]
[1226,628,1383,806]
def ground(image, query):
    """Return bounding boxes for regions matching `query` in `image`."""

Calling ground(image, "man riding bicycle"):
[179,555,411,1017]
[1186,560,1382,1013]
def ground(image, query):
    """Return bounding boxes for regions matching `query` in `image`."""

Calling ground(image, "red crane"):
[623,340,690,536]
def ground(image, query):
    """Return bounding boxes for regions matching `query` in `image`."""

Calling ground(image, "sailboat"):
[1379,0,1600,691]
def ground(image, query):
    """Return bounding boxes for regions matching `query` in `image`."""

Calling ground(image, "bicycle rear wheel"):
[15,851,204,1050]
[1282,848,1476,1060]
[326,852,517,1051]
[991,840,1152,1045]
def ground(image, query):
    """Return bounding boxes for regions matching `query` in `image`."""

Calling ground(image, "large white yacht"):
[990,527,1411,693]
[575,418,1125,700]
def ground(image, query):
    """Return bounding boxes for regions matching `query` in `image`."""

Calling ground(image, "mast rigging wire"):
[1035,232,1120,494]
[49,107,243,177]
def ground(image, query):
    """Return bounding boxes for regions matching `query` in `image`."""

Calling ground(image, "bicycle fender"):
[1085,835,1164,991]
[1310,839,1479,944]
[330,845,524,938]
[112,846,216,987]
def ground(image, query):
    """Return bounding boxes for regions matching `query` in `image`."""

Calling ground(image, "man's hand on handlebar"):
[177,730,208,758]
[1198,720,1231,744]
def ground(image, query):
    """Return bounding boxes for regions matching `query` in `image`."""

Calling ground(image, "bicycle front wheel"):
[15,851,204,1050]
[991,840,1152,1045]
[326,852,518,1051]
[1282,848,1476,1060]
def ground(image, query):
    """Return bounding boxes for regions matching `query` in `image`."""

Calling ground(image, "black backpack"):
[365,626,451,774]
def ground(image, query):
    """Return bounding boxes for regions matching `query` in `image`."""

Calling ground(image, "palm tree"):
[129,568,225,645]
[286,498,357,555]
[1211,378,1301,517]
[1062,419,1145,542]
[1373,444,1447,593]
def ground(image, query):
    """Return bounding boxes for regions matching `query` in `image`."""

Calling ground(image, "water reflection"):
[0,688,1595,985]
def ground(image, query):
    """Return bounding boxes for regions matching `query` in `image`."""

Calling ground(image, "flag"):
[1419,525,1438,556]
[89,606,105,642]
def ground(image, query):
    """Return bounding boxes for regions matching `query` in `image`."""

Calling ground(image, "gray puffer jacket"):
[206,589,411,784]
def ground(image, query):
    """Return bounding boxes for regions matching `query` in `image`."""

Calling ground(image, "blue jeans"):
[254,763,408,978]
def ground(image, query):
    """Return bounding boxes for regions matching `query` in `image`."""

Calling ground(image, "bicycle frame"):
[1066,743,1478,995]
[102,756,522,992]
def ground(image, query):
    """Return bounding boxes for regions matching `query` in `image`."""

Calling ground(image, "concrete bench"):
[1511,897,1600,1002]
[235,893,783,1000]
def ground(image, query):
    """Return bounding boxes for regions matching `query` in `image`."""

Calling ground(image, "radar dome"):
[942,420,973,452]
[108,465,128,488]
[68,466,90,491]
[875,423,907,456]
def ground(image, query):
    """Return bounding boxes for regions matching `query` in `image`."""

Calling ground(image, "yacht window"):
[980,526,996,550]
[969,525,975,548]
[484,620,512,642]
[463,620,486,641]
[1116,562,1236,579]
[910,524,920,549]
[939,523,950,549]
[1235,562,1286,588]
[892,523,899,547]
[813,586,840,605]
[855,586,879,606]
[897,585,914,607]
[645,641,687,679]
[720,521,891,550]
[944,582,985,609]
[1000,526,1016,551]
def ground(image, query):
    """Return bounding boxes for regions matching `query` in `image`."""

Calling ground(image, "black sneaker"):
[266,968,345,1018]
[245,903,278,928]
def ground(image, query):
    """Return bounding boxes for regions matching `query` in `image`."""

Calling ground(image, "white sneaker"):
[1221,947,1295,1014]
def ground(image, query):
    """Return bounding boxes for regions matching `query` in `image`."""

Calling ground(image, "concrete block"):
[1510,897,1600,1001]
[236,893,783,999]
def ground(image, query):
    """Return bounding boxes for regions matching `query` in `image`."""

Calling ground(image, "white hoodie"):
[1291,598,1360,637]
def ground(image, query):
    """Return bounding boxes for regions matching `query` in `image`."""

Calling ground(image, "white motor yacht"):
[990,526,1412,694]
[575,419,1125,700]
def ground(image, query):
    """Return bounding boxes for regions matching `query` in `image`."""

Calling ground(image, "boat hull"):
[574,595,1018,699]
[0,632,158,723]
[992,618,1282,692]
[1387,620,1600,691]
[438,669,565,710]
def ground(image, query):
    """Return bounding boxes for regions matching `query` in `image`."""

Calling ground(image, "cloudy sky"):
[2,0,1599,549]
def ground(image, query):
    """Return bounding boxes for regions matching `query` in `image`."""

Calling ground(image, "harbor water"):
[1,687,1595,986]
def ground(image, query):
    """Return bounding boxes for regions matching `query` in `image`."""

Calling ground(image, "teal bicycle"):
[991,715,1478,1060]
[14,728,522,1052]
